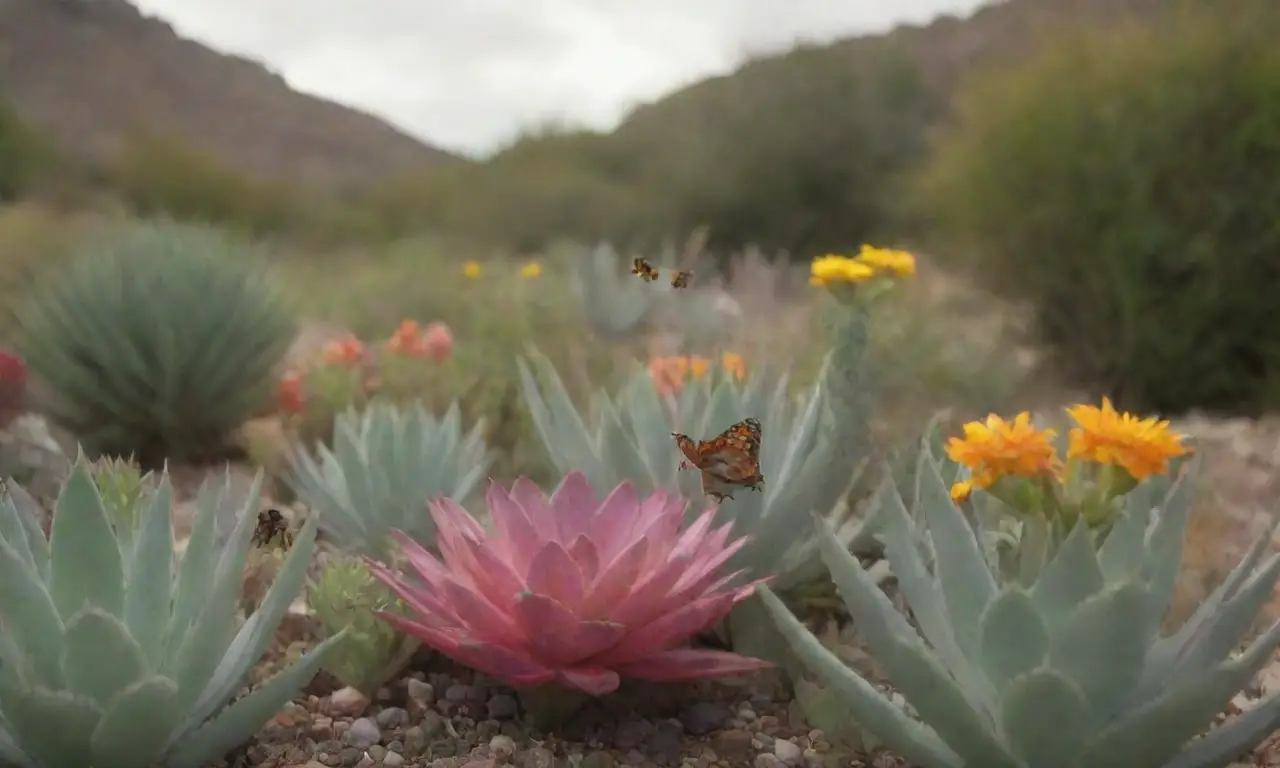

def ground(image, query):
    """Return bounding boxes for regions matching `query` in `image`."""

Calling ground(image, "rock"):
[402,726,427,758]
[311,716,336,741]
[580,751,616,768]
[354,752,376,768]
[487,693,518,720]
[330,687,372,717]
[755,755,785,768]
[681,701,730,735]
[382,753,405,768]
[515,747,556,768]
[375,707,409,729]
[489,734,516,760]
[613,719,651,750]
[0,414,70,523]
[406,679,434,706]
[774,740,804,766]
[445,684,469,702]
[711,729,755,762]
[344,717,382,749]
[366,745,386,762]
[420,711,447,739]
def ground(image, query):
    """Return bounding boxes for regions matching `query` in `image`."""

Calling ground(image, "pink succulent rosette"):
[368,472,771,695]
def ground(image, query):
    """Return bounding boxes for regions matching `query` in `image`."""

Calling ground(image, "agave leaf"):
[7,483,50,581]
[760,586,962,768]
[1098,498,1148,582]
[167,630,344,768]
[0,492,37,577]
[916,452,996,660]
[518,354,599,481]
[1047,583,1153,725]
[1080,618,1280,768]
[48,468,124,620]
[61,608,147,706]
[814,514,1017,767]
[999,669,1092,768]
[1165,552,1280,680]
[164,476,220,671]
[1141,455,1200,618]
[0,536,65,687]
[0,725,28,768]
[5,686,102,768]
[184,515,317,728]
[977,589,1047,692]
[88,676,181,768]
[1015,514,1050,587]
[1030,521,1105,630]
[123,477,174,661]
[1165,692,1280,768]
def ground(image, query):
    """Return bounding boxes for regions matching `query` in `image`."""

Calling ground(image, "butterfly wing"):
[671,432,704,467]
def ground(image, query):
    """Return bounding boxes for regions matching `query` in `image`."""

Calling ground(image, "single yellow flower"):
[810,254,877,287]
[854,244,917,278]
[946,412,1061,489]
[950,481,973,504]
[520,261,543,280]
[1066,397,1190,480]
[721,352,746,380]
[688,356,712,379]
[463,261,482,279]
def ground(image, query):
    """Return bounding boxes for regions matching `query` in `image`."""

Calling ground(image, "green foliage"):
[0,98,57,202]
[763,452,1280,768]
[915,2,1280,414]
[17,219,297,467]
[0,465,342,768]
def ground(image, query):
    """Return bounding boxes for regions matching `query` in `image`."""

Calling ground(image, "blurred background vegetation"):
[0,0,1274,458]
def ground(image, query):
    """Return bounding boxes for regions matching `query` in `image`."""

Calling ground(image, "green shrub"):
[914,2,1280,414]
[0,98,57,201]
[17,219,297,467]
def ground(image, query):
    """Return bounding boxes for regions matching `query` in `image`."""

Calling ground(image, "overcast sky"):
[130,0,992,156]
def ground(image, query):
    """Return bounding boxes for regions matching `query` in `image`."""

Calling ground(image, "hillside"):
[0,0,461,192]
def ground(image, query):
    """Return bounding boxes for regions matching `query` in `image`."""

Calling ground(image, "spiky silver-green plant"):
[285,399,491,560]
[763,450,1280,768]
[16,220,296,468]
[570,244,658,339]
[0,465,343,768]
[520,348,863,593]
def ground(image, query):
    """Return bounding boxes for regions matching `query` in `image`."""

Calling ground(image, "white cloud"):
[128,0,991,155]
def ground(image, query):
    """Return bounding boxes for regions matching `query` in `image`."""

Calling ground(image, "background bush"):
[914,2,1280,415]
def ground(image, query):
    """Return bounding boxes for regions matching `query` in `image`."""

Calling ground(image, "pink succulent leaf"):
[463,541,527,612]
[507,477,551,533]
[579,481,638,550]
[588,486,647,559]
[366,558,462,625]
[549,472,602,543]
[666,537,753,597]
[389,531,450,582]
[592,591,744,665]
[525,542,586,610]
[609,554,696,627]
[487,483,542,574]
[668,508,718,560]
[556,668,622,695]
[380,609,559,687]
[567,535,601,584]
[580,536,651,618]
[440,579,522,640]
[430,498,485,560]
[613,649,772,682]
[511,591,628,666]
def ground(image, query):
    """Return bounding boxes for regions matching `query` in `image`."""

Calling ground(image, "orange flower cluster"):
[647,353,747,396]
[275,319,454,416]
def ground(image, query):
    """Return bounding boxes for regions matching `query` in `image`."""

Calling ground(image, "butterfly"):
[672,417,765,502]
[252,507,295,550]
[670,270,693,289]
[631,257,660,283]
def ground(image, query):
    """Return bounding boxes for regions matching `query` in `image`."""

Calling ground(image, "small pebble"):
[367,745,387,761]
[755,755,784,768]
[354,752,376,768]
[489,734,516,759]
[402,726,428,757]
[382,753,405,768]
[344,718,382,750]
[376,707,409,729]
[420,711,447,739]
[445,684,469,703]
[681,701,730,735]
[711,729,755,761]
[581,751,616,768]
[406,679,434,705]
[330,687,371,717]
[487,693,518,720]
[774,739,804,766]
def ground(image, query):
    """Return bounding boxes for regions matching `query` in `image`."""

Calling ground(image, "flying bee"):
[252,507,294,551]
[631,257,659,283]
[670,270,693,289]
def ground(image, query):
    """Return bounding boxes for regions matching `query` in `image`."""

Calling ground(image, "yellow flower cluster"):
[809,245,917,287]
[945,397,1190,504]
[461,261,543,280]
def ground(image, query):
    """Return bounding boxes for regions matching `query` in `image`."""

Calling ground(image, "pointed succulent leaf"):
[49,468,124,620]
[124,476,174,661]
[185,515,318,728]
[1141,455,1199,616]
[0,536,65,687]
[5,686,102,768]
[916,452,997,660]
[62,608,147,706]
[1046,583,1153,724]
[1080,618,1280,768]
[1015,514,1050,587]
[1165,553,1280,681]
[0,492,38,576]
[1031,521,1105,631]
[1098,500,1148,582]
[167,630,344,768]
[7,482,50,579]
[165,476,220,671]
[760,587,962,768]
[1165,691,1280,768]
[999,669,1092,768]
[977,589,1048,693]
[88,676,181,768]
